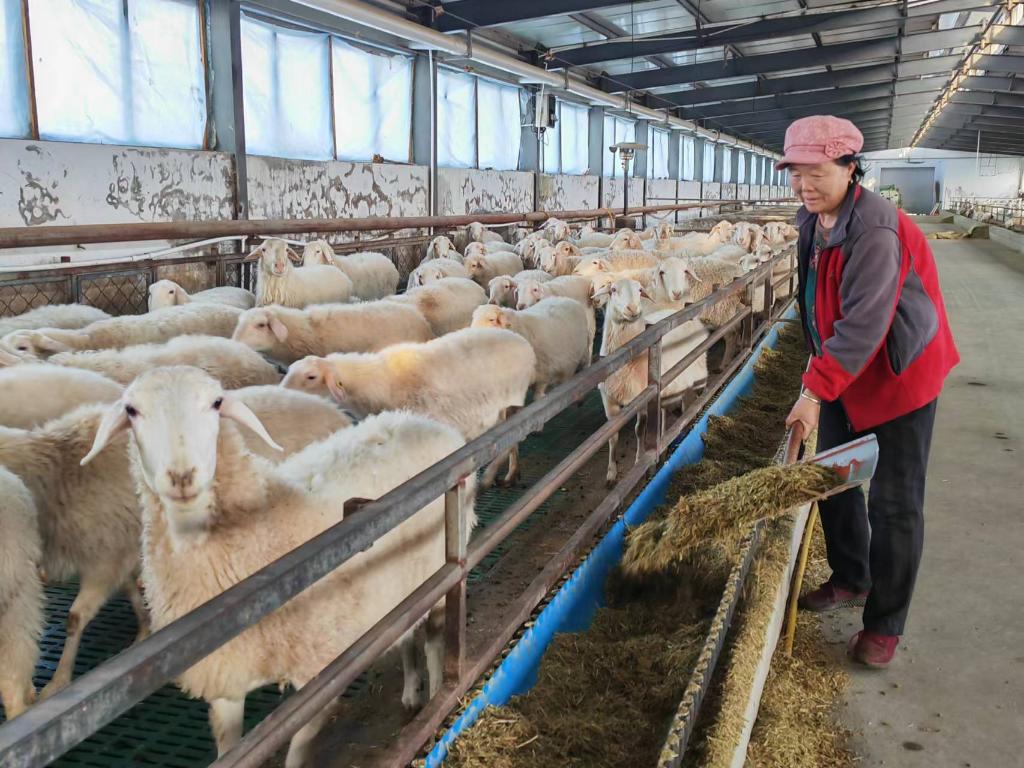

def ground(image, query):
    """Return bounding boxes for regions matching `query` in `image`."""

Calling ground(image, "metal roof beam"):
[677,83,894,120]
[973,54,1024,75]
[704,101,897,129]
[993,24,1024,47]
[421,0,628,33]
[907,0,998,17]
[901,24,982,55]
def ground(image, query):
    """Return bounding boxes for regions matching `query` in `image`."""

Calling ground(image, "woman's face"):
[789,161,856,215]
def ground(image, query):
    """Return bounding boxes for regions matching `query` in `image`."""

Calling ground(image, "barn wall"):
[436,169,534,216]
[536,174,599,212]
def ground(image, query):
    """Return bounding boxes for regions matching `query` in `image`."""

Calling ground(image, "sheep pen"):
[442,328,851,768]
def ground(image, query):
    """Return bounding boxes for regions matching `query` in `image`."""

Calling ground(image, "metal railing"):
[947,196,1024,228]
[0,213,796,768]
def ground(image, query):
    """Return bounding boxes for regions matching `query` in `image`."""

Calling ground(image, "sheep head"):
[463,255,487,280]
[656,257,693,304]
[148,279,187,311]
[573,257,610,277]
[515,280,546,310]
[464,242,488,260]
[467,222,486,242]
[232,307,288,351]
[488,276,516,306]
[427,235,455,260]
[553,241,580,258]
[281,355,334,397]
[0,329,72,359]
[81,366,280,532]
[302,239,335,266]
[471,304,511,330]
[251,239,299,277]
[596,279,650,324]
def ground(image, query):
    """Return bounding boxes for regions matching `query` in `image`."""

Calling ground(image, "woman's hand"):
[786,392,820,437]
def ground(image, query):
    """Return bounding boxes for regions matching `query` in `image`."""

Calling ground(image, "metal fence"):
[947,196,1024,229]
[0,203,796,767]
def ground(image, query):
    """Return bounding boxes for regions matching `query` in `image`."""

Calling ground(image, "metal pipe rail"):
[0,200,789,249]
[0,252,794,768]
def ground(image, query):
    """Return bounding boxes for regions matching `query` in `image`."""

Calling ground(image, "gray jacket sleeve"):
[821,225,901,379]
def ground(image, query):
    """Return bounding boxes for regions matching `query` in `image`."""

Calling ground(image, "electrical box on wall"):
[535,93,557,130]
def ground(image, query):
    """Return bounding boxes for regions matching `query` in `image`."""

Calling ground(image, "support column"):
[206,0,248,219]
[412,52,438,217]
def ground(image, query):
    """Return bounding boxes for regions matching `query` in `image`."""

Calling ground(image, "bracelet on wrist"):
[800,390,821,405]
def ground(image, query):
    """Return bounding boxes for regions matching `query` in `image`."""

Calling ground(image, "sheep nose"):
[166,467,197,495]
[672,291,683,301]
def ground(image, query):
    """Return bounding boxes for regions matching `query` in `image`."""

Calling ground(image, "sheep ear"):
[81,400,130,465]
[268,314,289,342]
[244,246,263,263]
[685,268,704,283]
[286,247,302,264]
[591,282,611,299]
[174,288,187,306]
[32,333,73,354]
[639,286,654,301]
[220,394,282,452]
[325,372,347,403]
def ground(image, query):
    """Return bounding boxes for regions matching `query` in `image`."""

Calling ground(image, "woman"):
[779,115,959,668]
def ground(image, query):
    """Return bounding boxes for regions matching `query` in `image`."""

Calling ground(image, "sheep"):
[709,220,736,241]
[0,348,19,367]
[465,240,516,256]
[250,238,353,308]
[487,271,554,308]
[46,335,281,388]
[730,222,765,253]
[0,466,42,720]
[231,386,354,462]
[463,251,524,287]
[384,278,486,337]
[232,302,433,365]
[466,221,504,244]
[0,364,123,429]
[0,304,243,360]
[471,298,590,399]
[575,225,614,249]
[609,229,644,251]
[407,258,470,287]
[80,367,476,766]
[573,251,657,277]
[0,304,109,338]
[706,243,750,267]
[592,279,710,486]
[147,280,256,312]
[514,275,596,349]
[0,406,147,699]
[282,327,535,487]
[681,256,748,367]
[301,240,401,300]
[763,221,799,249]
[423,235,461,262]
[510,227,532,244]
[538,244,583,277]
[541,218,572,243]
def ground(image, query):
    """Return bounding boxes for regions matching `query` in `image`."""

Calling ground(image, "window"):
[22,0,205,147]
[603,115,636,177]
[680,136,695,181]
[242,15,332,160]
[477,78,521,170]
[647,127,670,179]
[437,68,476,168]
[721,146,733,183]
[543,100,589,175]
[332,40,412,162]
[701,141,715,182]
[1,0,29,138]
[738,152,746,184]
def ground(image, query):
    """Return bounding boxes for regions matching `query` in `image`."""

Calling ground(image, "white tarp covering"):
[702,141,716,182]
[477,78,521,171]
[722,146,733,183]
[560,101,589,175]
[0,0,29,138]
[681,135,695,181]
[437,68,476,169]
[648,126,670,179]
[603,115,636,177]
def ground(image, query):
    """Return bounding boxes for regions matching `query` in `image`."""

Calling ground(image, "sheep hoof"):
[39,678,67,702]
[496,474,518,488]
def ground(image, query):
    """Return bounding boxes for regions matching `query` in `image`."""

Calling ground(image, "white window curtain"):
[437,68,476,168]
[242,14,333,160]
[29,0,205,147]
[332,40,412,162]
[647,127,670,179]
[477,78,521,171]
[749,154,759,185]
[681,136,695,181]
[603,115,635,177]
[702,142,715,182]
[1,0,30,138]
[722,146,733,183]
[738,152,746,184]
[561,101,589,174]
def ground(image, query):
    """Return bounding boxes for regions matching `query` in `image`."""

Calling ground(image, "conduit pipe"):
[292,0,779,156]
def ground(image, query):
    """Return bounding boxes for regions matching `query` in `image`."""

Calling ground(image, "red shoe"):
[848,630,899,668]
[797,580,869,612]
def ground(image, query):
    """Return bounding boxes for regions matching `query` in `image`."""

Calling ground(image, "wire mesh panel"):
[78,270,150,315]
[0,277,72,317]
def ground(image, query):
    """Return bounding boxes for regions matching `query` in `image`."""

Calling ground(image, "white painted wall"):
[862,147,1024,206]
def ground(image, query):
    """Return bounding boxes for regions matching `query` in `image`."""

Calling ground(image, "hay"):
[621,463,841,587]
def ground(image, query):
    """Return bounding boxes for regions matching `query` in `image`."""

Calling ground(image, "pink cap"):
[775,115,864,170]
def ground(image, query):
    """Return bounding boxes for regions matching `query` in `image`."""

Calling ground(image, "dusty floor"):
[816,217,1024,768]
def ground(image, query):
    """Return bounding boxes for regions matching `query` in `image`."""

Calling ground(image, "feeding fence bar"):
[0,223,795,768]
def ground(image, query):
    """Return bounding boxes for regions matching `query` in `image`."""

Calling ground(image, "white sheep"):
[300,239,400,300]
[465,240,516,256]
[0,303,243,359]
[231,386,354,462]
[0,466,42,720]
[232,302,433,365]
[510,227,532,244]
[250,238,353,308]
[486,271,554,308]
[466,221,504,244]
[730,222,765,253]
[47,335,281,388]
[763,221,799,250]
[575,225,614,249]
[541,219,572,243]
[609,229,644,251]
[147,280,256,312]
[514,275,596,350]
[0,406,148,699]
[407,258,470,287]
[385,278,487,336]
[0,364,123,429]
[80,367,476,766]
[0,304,109,338]
[282,327,535,487]
[573,251,658,277]
[592,279,710,485]
[471,298,590,398]
[423,235,462,263]
[537,241,584,277]
[463,251,524,287]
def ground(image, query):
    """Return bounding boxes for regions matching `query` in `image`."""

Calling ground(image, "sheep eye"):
[212,397,223,411]
[257,322,266,328]
[125,404,138,418]
[307,374,317,381]
[16,345,27,351]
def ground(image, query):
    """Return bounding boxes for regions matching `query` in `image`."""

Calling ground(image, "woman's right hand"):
[786,394,820,438]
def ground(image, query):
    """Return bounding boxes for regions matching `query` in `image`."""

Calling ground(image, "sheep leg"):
[400,631,425,710]
[634,411,647,463]
[125,579,150,643]
[40,578,112,698]
[601,387,620,488]
[209,697,246,755]
[0,674,36,721]
[499,443,520,487]
[425,605,445,697]
[284,699,340,768]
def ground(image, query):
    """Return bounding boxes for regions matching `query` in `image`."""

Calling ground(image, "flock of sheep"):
[0,214,797,766]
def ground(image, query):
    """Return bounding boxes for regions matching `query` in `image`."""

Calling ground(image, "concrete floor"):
[821,218,1024,768]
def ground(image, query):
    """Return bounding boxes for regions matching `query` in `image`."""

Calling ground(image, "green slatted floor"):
[0,389,610,766]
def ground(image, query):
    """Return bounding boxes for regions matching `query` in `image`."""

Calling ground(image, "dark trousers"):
[817,398,937,636]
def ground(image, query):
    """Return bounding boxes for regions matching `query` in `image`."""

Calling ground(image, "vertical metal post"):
[429,51,438,223]
[443,479,468,682]
[228,0,249,220]
[743,280,757,350]
[761,264,775,335]
[645,339,663,456]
